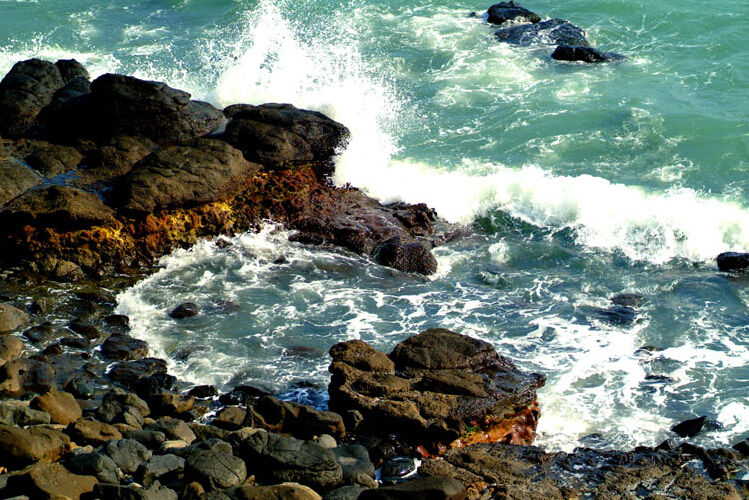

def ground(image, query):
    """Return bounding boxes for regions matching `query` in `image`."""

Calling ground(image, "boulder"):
[0,184,116,232]
[183,441,247,490]
[188,384,217,399]
[218,384,270,406]
[495,18,589,47]
[96,388,151,427]
[244,395,346,440]
[92,482,179,500]
[0,424,70,468]
[3,462,97,498]
[0,358,55,397]
[372,237,438,275]
[328,329,545,450]
[149,392,195,416]
[332,444,376,487]
[231,482,322,500]
[101,334,149,360]
[229,428,343,490]
[42,72,225,144]
[487,2,541,26]
[418,442,743,499]
[107,358,168,388]
[222,103,349,174]
[0,335,23,362]
[110,138,259,214]
[0,159,43,208]
[65,451,120,484]
[0,401,51,426]
[145,416,196,444]
[213,406,247,430]
[717,252,749,272]
[30,388,83,424]
[65,418,123,446]
[135,453,185,487]
[0,303,30,334]
[0,58,64,138]
[359,476,466,500]
[104,438,153,474]
[65,371,96,399]
[123,429,168,450]
[551,45,625,63]
[169,302,199,319]
[323,485,367,500]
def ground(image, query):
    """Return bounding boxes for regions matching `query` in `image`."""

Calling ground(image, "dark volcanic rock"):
[96,387,151,427]
[671,415,707,438]
[552,45,625,63]
[12,138,83,177]
[328,329,544,450]
[104,438,153,474]
[0,185,116,231]
[169,302,199,319]
[110,138,259,214]
[135,453,185,487]
[107,358,168,388]
[717,251,749,272]
[223,103,350,174]
[65,451,120,484]
[92,482,178,500]
[372,237,438,275]
[188,384,217,399]
[43,72,225,144]
[417,442,742,499]
[487,2,541,26]
[183,442,246,491]
[0,158,43,208]
[495,18,590,47]
[359,476,466,500]
[101,334,149,360]
[55,58,90,84]
[0,58,64,137]
[218,384,271,406]
[229,428,343,490]
[0,401,50,426]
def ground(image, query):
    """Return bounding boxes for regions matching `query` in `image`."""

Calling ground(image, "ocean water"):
[2,0,747,452]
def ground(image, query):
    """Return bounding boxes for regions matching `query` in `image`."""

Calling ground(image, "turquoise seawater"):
[2,0,747,452]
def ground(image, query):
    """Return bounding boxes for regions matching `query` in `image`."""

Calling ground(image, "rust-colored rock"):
[328,329,544,452]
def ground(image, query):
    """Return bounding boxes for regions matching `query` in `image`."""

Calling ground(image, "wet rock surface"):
[487,1,541,26]
[328,328,545,451]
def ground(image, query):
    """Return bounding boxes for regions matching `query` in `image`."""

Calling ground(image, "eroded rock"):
[487,2,540,26]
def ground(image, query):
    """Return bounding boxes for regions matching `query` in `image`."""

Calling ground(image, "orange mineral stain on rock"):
[449,401,541,449]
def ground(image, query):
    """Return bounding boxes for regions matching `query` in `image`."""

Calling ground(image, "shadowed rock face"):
[40,73,226,144]
[552,45,625,63]
[328,329,545,452]
[0,59,65,138]
[418,442,744,499]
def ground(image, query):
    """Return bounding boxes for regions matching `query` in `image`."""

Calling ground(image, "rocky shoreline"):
[0,57,747,499]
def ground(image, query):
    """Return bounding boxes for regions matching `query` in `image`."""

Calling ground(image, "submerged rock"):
[552,45,625,63]
[487,2,541,26]
[495,18,590,47]
[169,302,199,319]
[328,329,545,451]
[372,237,438,275]
[671,415,707,438]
